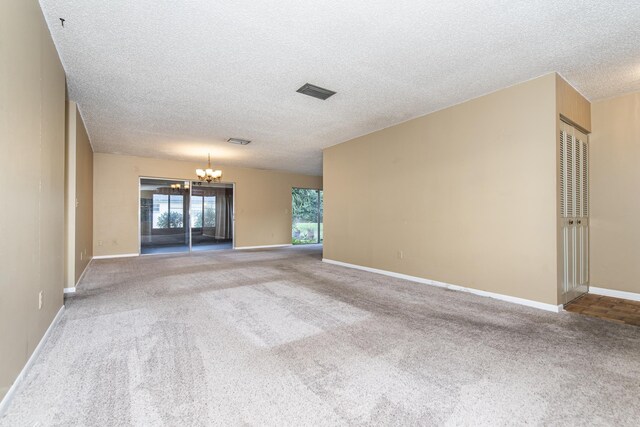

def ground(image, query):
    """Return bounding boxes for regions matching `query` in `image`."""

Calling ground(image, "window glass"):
[204,196,216,227]
[153,194,169,228]
[169,195,184,228]
[191,195,203,227]
[292,188,322,244]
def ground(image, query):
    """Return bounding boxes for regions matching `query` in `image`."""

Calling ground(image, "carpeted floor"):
[1,245,639,426]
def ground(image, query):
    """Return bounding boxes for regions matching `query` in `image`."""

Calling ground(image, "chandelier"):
[169,182,189,193]
[195,153,222,183]
[157,182,189,195]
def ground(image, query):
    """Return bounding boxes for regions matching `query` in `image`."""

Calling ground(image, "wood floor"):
[565,293,640,326]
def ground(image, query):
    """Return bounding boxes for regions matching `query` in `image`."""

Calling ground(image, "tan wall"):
[64,103,75,288]
[324,74,559,305]
[75,108,93,280]
[590,91,640,294]
[65,102,93,287]
[0,0,66,400]
[93,153,322,256]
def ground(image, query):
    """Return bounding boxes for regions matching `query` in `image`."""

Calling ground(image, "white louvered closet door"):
[560,121,589,304]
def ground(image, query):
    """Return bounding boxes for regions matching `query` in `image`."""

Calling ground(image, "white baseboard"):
[322,258,562,313]
[63,287,76,294]
[235,244,292,250]
[0,305,65,416]
[590,286,640,302]
[92,253,139,260]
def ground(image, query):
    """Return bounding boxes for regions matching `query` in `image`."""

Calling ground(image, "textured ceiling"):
[39,0,640,175]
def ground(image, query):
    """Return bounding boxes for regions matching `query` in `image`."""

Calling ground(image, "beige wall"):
[65,102,94,287]
[75,108,93,280]
[324,74,560,305]
[0,0,66,400]
[93,153,322,256]
[590,91,640,294]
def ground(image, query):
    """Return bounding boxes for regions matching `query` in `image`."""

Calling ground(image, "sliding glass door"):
[292,188,323,244]
[190,183,233,251]
[140,178,190,254]
[140,178,234,254]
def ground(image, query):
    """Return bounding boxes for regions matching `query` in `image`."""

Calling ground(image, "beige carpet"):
[1,245,639,426]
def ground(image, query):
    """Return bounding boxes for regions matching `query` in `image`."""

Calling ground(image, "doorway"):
[292,188,323,244]
[559,121,589,304]
[139,178,234,254]
[190,183,233,251]
[140,178,190,254]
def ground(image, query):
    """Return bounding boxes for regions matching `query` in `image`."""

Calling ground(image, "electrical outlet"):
[38,291,43,310]
[397,250,404,259]
[80,251,83,261]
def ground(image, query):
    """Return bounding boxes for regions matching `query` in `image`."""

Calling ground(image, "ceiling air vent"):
[296,83,336,100]
[227,138,251,145]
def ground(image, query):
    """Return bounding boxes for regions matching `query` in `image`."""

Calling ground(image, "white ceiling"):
[39,0,640,176]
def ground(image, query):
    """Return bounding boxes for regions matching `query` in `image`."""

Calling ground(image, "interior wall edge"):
[64,101,77,288]
[74,258,92,288]
[73,105,94,283]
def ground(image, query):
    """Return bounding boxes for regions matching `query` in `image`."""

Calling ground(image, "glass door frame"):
[138,176,236,255]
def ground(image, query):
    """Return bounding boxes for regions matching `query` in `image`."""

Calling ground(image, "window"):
[190,195,216,228]
[191,195,203,227]
[152,194,184,229]
[203,196,216,227]
[292,188,323,244]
